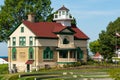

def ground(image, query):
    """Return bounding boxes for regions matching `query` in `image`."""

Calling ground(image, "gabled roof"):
[10,20,89,40]
[25,60,34,64]
[71,25,89,40]
[58,5,69,11]
[94,52,101,57]
[2,58,8,62]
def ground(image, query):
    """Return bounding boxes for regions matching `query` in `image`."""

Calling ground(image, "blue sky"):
[0,0,120,56]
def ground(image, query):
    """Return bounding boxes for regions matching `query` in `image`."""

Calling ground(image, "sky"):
[0,0,120,56]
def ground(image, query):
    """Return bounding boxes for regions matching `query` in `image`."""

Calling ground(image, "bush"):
[8,75,19,80]
[0,64,8,74]
[108,68,120,80]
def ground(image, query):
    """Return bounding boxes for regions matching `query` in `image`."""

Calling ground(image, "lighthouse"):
[53,5,73,27]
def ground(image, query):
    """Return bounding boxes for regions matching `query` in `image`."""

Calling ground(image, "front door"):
[27,64,30,72]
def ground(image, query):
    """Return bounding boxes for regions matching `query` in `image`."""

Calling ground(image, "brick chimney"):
[27,13,35,22]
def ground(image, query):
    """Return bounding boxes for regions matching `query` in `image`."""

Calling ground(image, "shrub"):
[8,75,19,80]
[108,68,120,80]
[0,64,8,74]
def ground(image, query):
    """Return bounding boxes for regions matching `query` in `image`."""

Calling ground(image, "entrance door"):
[27,64,30,72]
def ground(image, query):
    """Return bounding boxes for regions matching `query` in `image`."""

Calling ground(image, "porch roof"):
[56,48,76,51]
[25,60,34,64]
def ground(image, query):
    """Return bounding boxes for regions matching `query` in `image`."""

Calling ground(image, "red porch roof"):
[25,60,34,64]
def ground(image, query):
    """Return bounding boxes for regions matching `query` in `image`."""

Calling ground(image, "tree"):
[89,40,100,54]
[98,17,120,61]
[0,0,53,42]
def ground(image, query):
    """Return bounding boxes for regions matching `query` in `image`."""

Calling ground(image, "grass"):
[0,64,117,80]
[0,64,8,74]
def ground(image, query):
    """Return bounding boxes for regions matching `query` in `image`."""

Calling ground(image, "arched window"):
[29,47,34,59]
[43,47,53,60]
[77,47,83,59]
[12,47,16,60]
[63,38,69,44]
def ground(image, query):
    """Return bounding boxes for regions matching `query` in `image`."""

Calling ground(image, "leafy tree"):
[0,0,53,42]
[98,17,120,61]
[89,40,100,54]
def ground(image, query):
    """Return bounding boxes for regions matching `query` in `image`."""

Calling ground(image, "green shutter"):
[80,50,83,59]
[12,47,16,60]
[50,51,53,59]
[77,47,83,59]
[43,50,46,59]
[29,47,34,59]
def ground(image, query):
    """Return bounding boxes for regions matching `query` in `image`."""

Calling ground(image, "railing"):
[58,58,76,62]
[53,14,73,20]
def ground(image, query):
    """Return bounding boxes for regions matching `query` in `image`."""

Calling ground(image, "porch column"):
[75,51,77,61]
[57,51,59,62]
[68,51,70,62]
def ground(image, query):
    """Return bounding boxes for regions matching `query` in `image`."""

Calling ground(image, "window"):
[63,38,69,44]
[12,47,16,60]
[12,37,16,46]
[21,27,24,33]
[19,37,26,46]
[66,11,68,15]
[29,37,33,46]
[77,47,83,59]
[43,47,53,60]
[62,11,65,15]
[59,11,61,16]
[59,50,68,58]
[29,47,34,59]
[70,51,75,58]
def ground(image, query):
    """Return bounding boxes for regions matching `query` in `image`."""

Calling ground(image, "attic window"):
[21,27,24,33]
[63,38,69,44]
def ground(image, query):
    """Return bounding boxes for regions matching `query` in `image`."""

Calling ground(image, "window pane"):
[21,27,24,33]
[29,37,33,46]
[12,37,16,46]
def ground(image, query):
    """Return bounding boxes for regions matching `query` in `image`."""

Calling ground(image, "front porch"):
[57,48,77,63]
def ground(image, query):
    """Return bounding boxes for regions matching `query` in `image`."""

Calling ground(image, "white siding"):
[74,40,88,48]
[57,34,75,48]
[37,39,58,46]
[0,58,8,64]
[9,24,36,47]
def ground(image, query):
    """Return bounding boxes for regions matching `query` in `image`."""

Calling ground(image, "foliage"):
[108,68,120,80]
[0,0,53,42]
[0,64,8,74]
[8,74,19,80]
[97,17,120,61]
[89,40,100,54]
[63,62,81,68]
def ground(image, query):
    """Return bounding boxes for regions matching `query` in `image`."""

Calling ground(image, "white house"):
[0,57,8,64]
[8,5,89,72]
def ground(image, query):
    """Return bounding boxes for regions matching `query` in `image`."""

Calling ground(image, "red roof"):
[23,21,89,39]
[94,52,101,57]
[2,58,8,62]
[25,60,34,64]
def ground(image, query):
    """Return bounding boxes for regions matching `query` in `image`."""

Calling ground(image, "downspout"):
[35,37,37,71]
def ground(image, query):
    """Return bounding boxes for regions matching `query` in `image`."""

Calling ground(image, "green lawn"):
[0,64,118,80]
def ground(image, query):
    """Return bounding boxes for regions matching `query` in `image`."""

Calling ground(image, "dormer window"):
[21,27,24,33]
[63,38,69,44]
